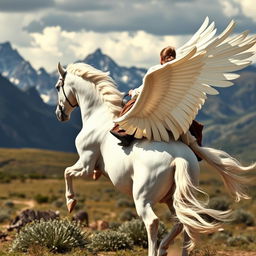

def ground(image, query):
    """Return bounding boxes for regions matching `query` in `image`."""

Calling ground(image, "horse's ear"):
[58,62,66,77]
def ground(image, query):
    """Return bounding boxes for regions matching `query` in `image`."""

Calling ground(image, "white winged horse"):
[55,18,255,256]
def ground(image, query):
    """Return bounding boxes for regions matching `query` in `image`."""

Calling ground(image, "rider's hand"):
[128,90,134,96]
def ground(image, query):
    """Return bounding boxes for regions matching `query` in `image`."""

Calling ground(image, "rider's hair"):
[160,46,176,64]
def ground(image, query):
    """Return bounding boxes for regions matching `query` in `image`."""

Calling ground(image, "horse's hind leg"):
[157,222,183,256]
[158,197,183,256]
[134,199,159,256]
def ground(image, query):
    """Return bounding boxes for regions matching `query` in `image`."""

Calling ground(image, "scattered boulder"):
[8,209,59,231]
[89,220,109,230]
[72,210,89,226]
[97,220,109,230]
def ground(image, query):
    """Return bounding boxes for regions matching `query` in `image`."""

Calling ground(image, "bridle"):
[58,71,79,108]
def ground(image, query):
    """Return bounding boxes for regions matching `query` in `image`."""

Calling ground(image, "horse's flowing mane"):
[67,63,123,118]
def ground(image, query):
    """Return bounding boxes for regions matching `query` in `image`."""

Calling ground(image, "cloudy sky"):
[0,0,255,72]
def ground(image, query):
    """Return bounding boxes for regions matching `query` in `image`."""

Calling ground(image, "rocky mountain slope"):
[0,41,255,161]
[0,74,80,151]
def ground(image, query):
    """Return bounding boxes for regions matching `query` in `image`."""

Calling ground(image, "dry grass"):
[0,148,255,255]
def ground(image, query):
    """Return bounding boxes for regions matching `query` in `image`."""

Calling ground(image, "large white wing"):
[114,18,256,142]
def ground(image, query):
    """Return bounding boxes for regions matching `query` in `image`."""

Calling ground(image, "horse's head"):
[55,63,78,122]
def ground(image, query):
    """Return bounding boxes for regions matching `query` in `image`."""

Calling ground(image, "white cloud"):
[0,12,32,46]
[1,9,255,73]
[220,0,239,17]
[31,27,63,56]
[235,0,256,22]
[15,24,256,73]
[19,26,185,72]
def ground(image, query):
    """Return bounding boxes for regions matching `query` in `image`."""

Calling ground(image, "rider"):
[110,46,203,159]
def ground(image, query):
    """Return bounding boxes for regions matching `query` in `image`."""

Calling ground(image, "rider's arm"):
[129,64,161,99]
[130,85,143,99]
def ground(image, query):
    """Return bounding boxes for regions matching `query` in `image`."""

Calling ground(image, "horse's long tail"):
[172,157,232,251]
[190,142,255,201]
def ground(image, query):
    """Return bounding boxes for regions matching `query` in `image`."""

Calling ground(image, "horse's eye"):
[56,86,60,92]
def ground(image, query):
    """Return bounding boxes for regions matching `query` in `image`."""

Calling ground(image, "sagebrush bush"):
[211,230,232,242]
[52,199,64,208]
[4,201,15,208]
[9,192,26,198]
[116,199,135,208]
[0,209,10,223]
[119,209,137,221]
[118,219,167,248]
[11,219,88,253]
[109,222,121,230]
[232,209,255,226]
[227,235,250,247]
[34,194,49,204]
[89,230,133,251]
[208,197,230,211]
[190,247,217,256]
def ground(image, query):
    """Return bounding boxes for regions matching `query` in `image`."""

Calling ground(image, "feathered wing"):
[114,18,256,142]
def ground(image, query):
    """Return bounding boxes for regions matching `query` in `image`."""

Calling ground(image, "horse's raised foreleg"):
[134,200,159,256]
[64,160,84,213]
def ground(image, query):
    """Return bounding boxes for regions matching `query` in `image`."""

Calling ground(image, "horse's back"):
[133,139,198,165]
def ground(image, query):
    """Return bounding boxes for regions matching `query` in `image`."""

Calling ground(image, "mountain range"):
[0,74,81,151]
[0,41,255,161]
[0,43,147,104]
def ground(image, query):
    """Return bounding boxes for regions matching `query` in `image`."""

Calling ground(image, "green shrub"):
[109,222,121,230]
[34,194,49,204]
[208,197,230,211]
[0,173,11,183]
[9,192,26,198]
[116,199,135,208]
[52,200,64,208]
[0,209,10,223]
[90,230,133,251]
[232,209,255,226]
[28,173,46,179]
[190,247,217,256]
[211,230,232,242]
[11,219,88,253]
[118,219,167,248]
[4,201,14,208]
[103,188,116,198]
[227,235,250,247]
[120,209,137,221]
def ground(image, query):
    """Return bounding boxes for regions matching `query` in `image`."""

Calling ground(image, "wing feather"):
[143,120,152,140]
[149,118,161,141]
[114,18,256,141]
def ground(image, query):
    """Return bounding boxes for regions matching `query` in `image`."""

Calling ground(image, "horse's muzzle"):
[56,104,69,122]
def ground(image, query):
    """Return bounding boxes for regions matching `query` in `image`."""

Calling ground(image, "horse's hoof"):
[93,170,102,180]
[67,199,77,213]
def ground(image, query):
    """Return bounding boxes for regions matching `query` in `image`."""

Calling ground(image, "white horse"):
[55,62,254,256]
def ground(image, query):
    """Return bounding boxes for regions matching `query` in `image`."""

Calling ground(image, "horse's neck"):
[81,104,113,141]
[75,79,116,150]
[72,77,126,177]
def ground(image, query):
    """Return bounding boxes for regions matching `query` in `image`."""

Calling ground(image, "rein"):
[60,71,79,108]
